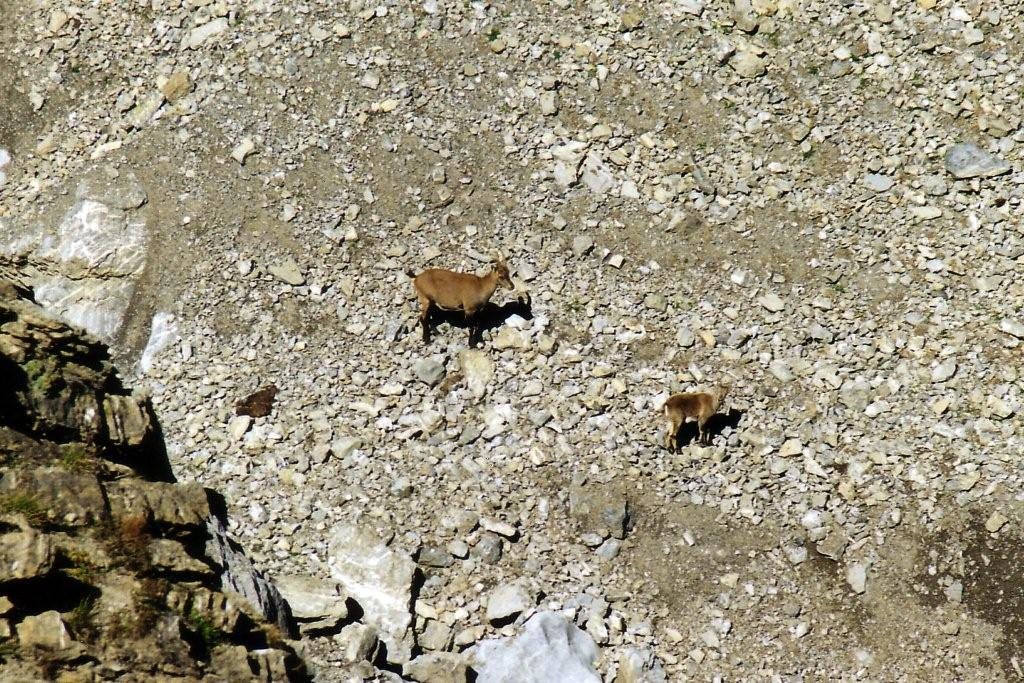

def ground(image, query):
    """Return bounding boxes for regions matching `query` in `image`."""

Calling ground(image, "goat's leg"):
[465,306,479,347]
[417,295,432,343]
[668,417,683,452]
[697,418,707,445]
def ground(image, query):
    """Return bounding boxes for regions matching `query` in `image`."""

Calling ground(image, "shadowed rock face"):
[0,283,307,682]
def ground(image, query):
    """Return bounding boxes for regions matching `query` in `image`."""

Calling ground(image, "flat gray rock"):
[274,574,349,622]
[269,258,305,286]
[944,143,1011,179]
[864,173,894,192]
[414,358,446,386]
[75,165,147,209]
[485,582,534,624]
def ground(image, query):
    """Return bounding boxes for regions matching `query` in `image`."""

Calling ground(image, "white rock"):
[4,168,148,342]
[139,312,179,374]
[963,27,984,45]
[864,174,894,192]
[328,523,416,664]
[944,143,1011,179]
[932,359,957,383]
[481,518,518,538]
[332,436,363,459]
[231,137,256,164]
[999,319,1024,339]
[847,562,868,594]
[269,258,305,286]
[581,153,615,194]
[677,0,704,16]
[460,349,494,399]
[620,180,640,199]
[472,611,600,683]
[275,574,349,623]
[554,161,579,188]
[185,18,229,49]
[779,439,803,457]
[985,511,1009,533]
[540,92,559,115]
[228,415,252,441]
[910,206,942,221]
[758,293,785,312]
[729,51,767,78]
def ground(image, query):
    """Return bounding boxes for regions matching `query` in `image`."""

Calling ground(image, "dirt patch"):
[0,5,36,155]
[914,507,1024,679]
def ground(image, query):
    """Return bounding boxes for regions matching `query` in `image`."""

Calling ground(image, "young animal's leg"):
[417,295,432,343]
[667,416,682,452]
[664,421,674,452]
[465,306,479,347]
[697,417,707,445]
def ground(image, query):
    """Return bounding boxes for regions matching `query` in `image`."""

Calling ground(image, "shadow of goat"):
[670,408,744,449]
[425,295,533,346]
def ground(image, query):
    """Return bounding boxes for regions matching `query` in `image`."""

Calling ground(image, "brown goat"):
[406,253,514,345]
[662,385,730,450]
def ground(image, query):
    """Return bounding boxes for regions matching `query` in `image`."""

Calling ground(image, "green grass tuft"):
[0,493,46,525]
[59,443,92,472]
[23,358,59,396]
[65,597,97,639]
[187,609,226,649]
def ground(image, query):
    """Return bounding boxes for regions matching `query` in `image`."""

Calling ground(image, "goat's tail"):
[405,268,417,278]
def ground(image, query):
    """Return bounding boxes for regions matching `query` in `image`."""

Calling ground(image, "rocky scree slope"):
[3,0,1024,681]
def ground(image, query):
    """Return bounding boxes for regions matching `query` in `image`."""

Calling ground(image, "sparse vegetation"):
[65,597,97,640]
[187,609,225,651]
[59,443,92,472]
[23,358,59,395]
[107,579,167,641]
[59,546,100,583]
[0,493,46,525]
[99,514,150,570]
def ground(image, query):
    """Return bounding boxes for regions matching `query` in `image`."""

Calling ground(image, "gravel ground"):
[3,0,1024,680]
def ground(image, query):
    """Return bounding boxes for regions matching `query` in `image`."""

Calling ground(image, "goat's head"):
[491,252,514,289]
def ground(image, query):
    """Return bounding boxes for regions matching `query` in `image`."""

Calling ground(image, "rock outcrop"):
[0,165,149,343]
[0,282,307,682]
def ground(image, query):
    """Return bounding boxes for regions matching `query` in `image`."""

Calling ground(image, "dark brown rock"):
[235,385,278,418]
